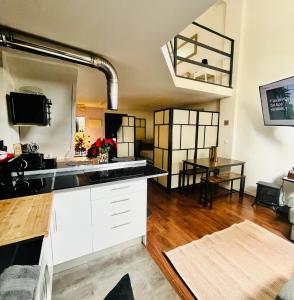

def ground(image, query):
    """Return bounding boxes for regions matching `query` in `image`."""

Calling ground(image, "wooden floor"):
[146,181,291,300]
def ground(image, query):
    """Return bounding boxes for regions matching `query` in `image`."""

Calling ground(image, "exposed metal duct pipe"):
[0,25,118,110]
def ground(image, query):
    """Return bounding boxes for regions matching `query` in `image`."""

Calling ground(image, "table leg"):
[209,183,213,209]
[240,164,245,201]
[182,162,186,194]
[230,180,233,197]
[193,165,196,188]
[205,168,209,207]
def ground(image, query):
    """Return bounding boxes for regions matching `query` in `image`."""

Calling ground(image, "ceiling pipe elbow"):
[93,56,118,110]
[0,25,118,110]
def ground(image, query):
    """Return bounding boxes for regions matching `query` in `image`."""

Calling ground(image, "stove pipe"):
[0,25,118,110]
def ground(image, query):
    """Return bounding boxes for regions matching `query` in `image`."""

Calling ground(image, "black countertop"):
[0,164,166,200]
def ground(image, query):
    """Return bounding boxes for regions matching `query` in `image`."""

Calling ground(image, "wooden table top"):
[0,193,53,247]
[184,157,245,169]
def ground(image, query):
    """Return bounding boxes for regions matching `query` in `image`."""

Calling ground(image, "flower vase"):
[98,151,109,164]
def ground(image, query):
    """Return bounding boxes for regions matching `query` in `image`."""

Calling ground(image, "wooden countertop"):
[0,193,53,247]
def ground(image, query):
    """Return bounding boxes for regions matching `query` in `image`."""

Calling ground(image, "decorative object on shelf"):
[201,58,208,65]
[87,138,116,163]
[288,168,294,179]
[181,72,192,78]
[74,132,90,156]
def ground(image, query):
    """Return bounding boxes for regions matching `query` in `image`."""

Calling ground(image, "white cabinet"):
[34,236,53,300]
[50,179,147,265]
[91,180,147,252]
[51,189,92,265]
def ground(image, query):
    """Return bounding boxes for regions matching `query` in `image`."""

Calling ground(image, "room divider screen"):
[117,115,135,157]
[153,108,219,190]
[135,118,146,141]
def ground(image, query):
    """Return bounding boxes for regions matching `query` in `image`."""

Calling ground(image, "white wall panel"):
[122,116,128,126]
[181,125,196,149]
[117,127,123,143]
[199,112,212,125]
[197,126,205,148]
[129,117,135,126]
[163,150,168,171]
[155,111,164,124]
[205,126,218,147]
[188,149,195,159]
[159,125,169,149]
[129,143,134,156]
[197,149,209,158]
[154,148,163,169]
[117,143,128,157]
[136,128,145,140]
[189,111,197,125]
[171,175,179,189]
[171,150,187,174]
[124,127,134,142]
[173,109,189,124]
[172,125,181,149]
[164,110,169,124]
[158,176,168,188]
[154,126,159,147]
[212,113,219,125]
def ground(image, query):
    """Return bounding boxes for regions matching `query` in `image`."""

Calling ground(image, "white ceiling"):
[0,0,216,110]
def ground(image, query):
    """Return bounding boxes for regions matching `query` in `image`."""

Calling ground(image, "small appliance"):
[17,143,45,171]
[20,153,45,171]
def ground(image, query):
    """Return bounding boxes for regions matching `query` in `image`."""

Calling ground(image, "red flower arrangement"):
[87,138,117,159]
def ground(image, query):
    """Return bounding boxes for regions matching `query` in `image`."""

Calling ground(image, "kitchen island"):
[1,161,167,270]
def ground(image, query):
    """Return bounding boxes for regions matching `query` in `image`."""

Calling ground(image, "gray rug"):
[53,243,179,300]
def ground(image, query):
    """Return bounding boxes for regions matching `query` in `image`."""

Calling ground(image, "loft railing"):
[168,22,234,88]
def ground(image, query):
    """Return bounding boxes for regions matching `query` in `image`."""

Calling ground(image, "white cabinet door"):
[51,189,92,265]
[91,180,147,252]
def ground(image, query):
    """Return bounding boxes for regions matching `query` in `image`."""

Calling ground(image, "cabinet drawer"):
[110,210,132,228]
[91,189,147,252]
[110,196,132,213]
[91,179,146,200]
[93,216,146,252]
[92,190,146,220]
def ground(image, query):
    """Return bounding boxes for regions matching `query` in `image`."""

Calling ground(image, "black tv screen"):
[260,76,294,126]
[7,92,49,126]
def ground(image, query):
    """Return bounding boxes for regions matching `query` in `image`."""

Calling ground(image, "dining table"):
[182,157,245,208]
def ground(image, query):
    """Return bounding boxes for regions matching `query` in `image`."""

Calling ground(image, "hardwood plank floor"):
[146,181,291,300]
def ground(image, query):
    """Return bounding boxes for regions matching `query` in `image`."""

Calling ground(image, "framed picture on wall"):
[260,76,294,126]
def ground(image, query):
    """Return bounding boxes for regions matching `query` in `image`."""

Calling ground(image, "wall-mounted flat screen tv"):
[7,92,51,126]
[260,76,294,126]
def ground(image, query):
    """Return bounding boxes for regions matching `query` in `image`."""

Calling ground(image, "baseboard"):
[53,236,143,274]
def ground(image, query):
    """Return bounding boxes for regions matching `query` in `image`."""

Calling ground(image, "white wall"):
[185,99,220,112]
[177,0,228,85]
[218,0,294,204]
[0,52,20,152]
[3,50,78,159]
[232,0,294,203]
[218,0,245,159]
